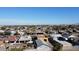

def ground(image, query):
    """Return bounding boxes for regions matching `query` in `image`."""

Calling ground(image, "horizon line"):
[0,23,78,26]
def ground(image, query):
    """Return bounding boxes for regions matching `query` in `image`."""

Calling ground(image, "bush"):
[48,37,63,51]
[1,27,6,30]
[53,41,63,51]
[10,48,24,51]
[4,31,11,35]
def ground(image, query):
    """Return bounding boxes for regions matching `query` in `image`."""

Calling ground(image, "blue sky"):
[0,7,79,25]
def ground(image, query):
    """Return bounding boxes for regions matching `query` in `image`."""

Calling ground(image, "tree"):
[4,31,11,35]
[1,27,6,30]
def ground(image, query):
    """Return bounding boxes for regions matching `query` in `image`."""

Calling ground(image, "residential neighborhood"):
[0,24,79,51]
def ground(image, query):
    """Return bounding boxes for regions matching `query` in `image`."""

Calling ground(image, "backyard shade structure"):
[36,45,52,51]
[36,39,44,47]
[35,39,52,51]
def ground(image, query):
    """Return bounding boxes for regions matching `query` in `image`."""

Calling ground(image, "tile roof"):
[8,36,16,41]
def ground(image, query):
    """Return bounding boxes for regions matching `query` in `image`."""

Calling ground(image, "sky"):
[0,7,79,25]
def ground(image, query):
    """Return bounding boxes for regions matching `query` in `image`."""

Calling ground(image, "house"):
[34,33,53,48]
[0,30,5,35]
[8,35,17,43]
[50,34,72,51]
[24,39,52,51]
[35,30,48,42]
[17,30,25,36]
[36,33,49,44]
[0,30,5,33]
[18,35,32,43]
[68,35,79,45]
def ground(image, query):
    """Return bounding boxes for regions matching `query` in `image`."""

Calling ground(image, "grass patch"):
[10,48,24,51]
